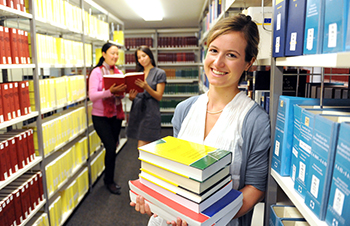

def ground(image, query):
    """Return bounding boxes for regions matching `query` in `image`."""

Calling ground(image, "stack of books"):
[128,136,243,226]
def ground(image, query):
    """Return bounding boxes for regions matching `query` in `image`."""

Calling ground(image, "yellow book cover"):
[49,79,55,109]
[138,136,231,182]
[113,30,124,45]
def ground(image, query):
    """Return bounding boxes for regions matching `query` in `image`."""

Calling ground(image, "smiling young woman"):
[131,15,271,226]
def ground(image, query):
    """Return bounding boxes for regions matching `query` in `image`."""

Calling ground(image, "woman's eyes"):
[209,49,236,58]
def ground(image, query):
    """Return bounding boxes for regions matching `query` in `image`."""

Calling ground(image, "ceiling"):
[92,0,207,30]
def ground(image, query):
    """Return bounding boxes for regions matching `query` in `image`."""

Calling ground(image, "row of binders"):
[0,171,44,226]
[273,0,350,57]
[0,81,31,123]
[0,26,31,65]
[0,129,35,181]
[128,136,243,226]
[0,0,26,12]
[272,96,350,226]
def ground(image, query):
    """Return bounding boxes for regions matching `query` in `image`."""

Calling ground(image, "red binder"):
[0,26,6,64]
[3,27,12,64]
[0,85,4,123]
[1,83,12,121]
[8,28,19,64]
[12,82,21,117]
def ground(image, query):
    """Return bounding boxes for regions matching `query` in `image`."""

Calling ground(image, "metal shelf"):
[0,157,42,190]
[271,169,328,226]
[276,52,350,68]
[0,112,39,130]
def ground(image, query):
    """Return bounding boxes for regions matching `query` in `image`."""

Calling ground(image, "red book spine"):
[0,26,6,64]
[12,189,24,225]
[6,0,13,8]
[8,28,19,64]
[13,82,21,117]
[24,81,31,113]
[1,140,13,177]
[8,82,16,119]
[0,195,16,226]
[0,198,4,225]
[3,27,11,64]
[21,132,30,165]
[24,31,30,64]
[13,0,20,10]
[31,174,40,205]
[1,83,12,121]
[0,0,7,6]
[19,0,24,12]
[25,129,35,161]
[26,177,37,210]
[17,81,26,115]
[14,134,26,168]
[17,29,24,64]
[0,85,4,123]
[8,138,18,173]
[0,142,9,180]
[37,171,44,201]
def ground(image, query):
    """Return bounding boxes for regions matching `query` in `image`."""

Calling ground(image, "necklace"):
[206,109,224,114]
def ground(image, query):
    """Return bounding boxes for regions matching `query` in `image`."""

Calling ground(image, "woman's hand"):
[167,217,187,226]
[135,78,148,89]
[129,89,138,101]
[110,83,127,95]
[130,195,153,217]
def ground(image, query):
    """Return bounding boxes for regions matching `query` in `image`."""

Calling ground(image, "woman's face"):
[137,50,151,68]
[103,46,119,66]
[204,31,251,89]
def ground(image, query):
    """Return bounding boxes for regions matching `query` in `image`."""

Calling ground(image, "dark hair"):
[93,42,118,70]
[207,14,259,63]
[134,45,156,72]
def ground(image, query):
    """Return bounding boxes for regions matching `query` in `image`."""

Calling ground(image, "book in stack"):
[128,136,243,226]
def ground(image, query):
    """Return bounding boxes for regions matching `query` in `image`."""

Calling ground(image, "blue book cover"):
[303,0,325,55]
[273,0,289,57]
[322,0,349,53]
[295,108,350,199]
[272,96,320,176]
[326,122,350,226]
[305,114,350,220]
[285,0,307,56]
[291,105,350,183]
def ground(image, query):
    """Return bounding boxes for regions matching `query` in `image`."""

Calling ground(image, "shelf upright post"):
[28,0,51,224]
[320,67,325,108]
[83,1,94,192]
[263,61,283,226]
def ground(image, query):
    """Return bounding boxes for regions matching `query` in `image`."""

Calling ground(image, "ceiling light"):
[126,0,164,21]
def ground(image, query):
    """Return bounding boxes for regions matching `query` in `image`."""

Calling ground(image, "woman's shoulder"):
[243,102,270,131]
[90,67,102,76]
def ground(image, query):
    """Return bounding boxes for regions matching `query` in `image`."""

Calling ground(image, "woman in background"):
[88,42,126,195]
[127,45,167,147]
[131,14,271,226]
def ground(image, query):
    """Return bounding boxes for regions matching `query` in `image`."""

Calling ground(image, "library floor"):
[64,127,264,226]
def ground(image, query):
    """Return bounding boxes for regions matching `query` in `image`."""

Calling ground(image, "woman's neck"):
[143,64,154,73]
[207,86,240,108]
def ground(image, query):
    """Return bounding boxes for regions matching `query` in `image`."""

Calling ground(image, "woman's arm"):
[134,79,165,101]
[88,69,113,102]
[235,185,265,219]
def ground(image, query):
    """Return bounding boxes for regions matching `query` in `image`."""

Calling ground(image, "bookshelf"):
[0,0,124,225]
[123,28,201,127]
[265,2,350,226]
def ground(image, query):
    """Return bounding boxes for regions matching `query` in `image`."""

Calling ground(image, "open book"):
[103,72,144,93]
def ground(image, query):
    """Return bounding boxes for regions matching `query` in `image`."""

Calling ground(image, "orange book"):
[8,82,16,119]
[0,26,6,64]
[9,28,19,64]
[103,72,144,93]
[4,27,12,64]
